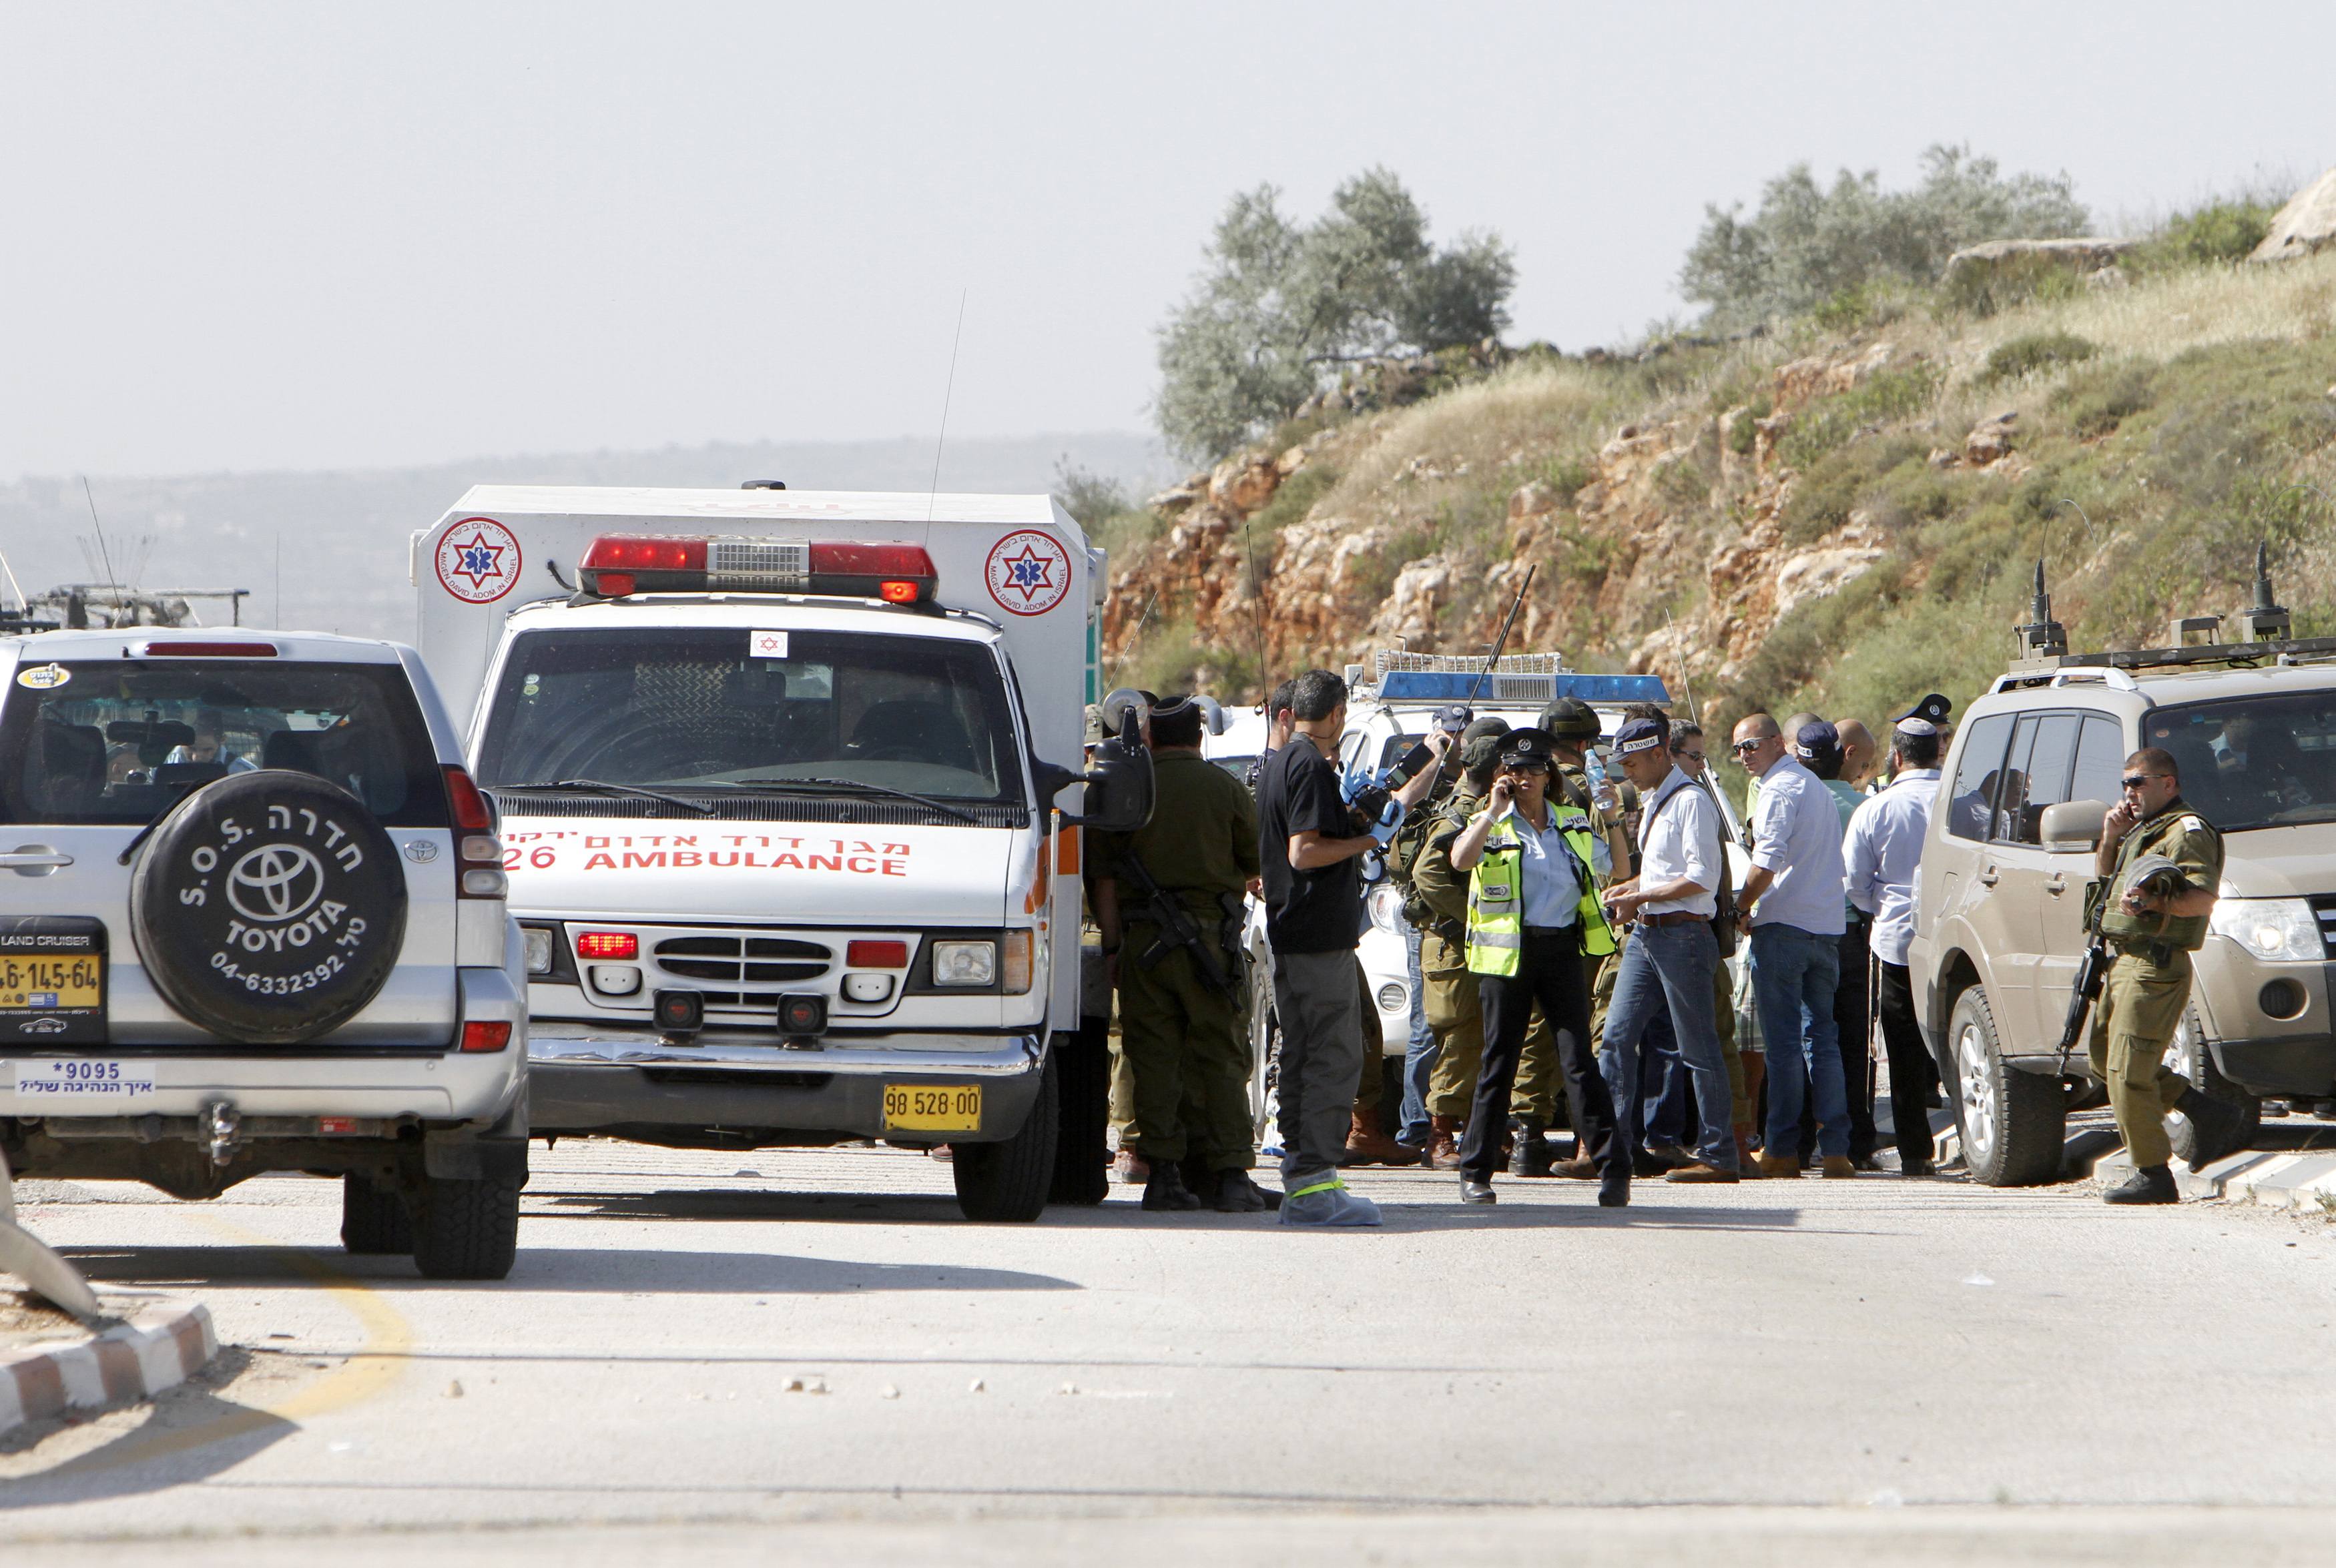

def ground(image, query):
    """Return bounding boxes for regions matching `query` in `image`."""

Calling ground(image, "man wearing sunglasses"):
[2090,748,2253,1203]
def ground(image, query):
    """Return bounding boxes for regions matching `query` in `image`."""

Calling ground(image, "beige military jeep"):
[1909,564,2336,1185]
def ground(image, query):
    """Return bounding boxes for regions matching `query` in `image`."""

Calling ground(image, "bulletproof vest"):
[2099,801,2221,953]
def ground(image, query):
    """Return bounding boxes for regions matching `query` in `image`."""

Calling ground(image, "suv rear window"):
[0,659,447,827]
[2147,693,2336,833]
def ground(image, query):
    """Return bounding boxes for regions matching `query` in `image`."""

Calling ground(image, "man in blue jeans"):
[1731,713,1853,1178]
[1596,715,1738,1184]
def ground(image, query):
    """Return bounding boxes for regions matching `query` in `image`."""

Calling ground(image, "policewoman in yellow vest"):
[1447,729,1628,1207]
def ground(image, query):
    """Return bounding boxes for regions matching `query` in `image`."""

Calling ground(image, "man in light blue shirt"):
[1732,712,1851,1176]
[1845,703,1950,1175]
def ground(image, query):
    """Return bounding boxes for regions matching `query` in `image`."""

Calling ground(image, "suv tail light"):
[444,765,507,899]
[461,1020,513,1052]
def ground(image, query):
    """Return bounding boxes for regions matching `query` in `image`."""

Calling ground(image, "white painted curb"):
[2094,1146,2336,1210]
[0,1294,218,1439]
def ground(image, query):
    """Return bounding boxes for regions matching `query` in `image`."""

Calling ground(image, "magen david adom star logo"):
[435,516,523,604]
[983,530,1071,617]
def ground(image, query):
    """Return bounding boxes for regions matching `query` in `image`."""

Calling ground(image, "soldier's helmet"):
[1540,697,1602,742]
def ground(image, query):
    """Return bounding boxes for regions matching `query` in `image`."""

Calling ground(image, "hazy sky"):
[3,1,2331,481]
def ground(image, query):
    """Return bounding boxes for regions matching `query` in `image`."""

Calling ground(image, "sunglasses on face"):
[2121,774,2166,791]
[1731,738,1765,753]
[1677,750,1707,765]
[1504,762,1550,777]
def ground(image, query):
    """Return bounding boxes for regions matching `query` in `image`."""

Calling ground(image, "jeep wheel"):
[954,1050,1059,1222]
[410,1174,521,1280]
[129,770,408,1044]
[2164,1007,2260,1165]
[340,1174,412,1255]
[1950,986,2065,1186]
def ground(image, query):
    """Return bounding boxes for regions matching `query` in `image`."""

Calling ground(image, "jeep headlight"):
[932,939,998,986]
[2209,897,2323,962]
[1367,884,1407,935]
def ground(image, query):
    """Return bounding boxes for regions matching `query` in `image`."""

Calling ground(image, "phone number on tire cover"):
[210,951,345,995]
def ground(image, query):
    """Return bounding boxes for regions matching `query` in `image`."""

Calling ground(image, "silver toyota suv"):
[0,629,528,1276]
[1910,564,2336,1185]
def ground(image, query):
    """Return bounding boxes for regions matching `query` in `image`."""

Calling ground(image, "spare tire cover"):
[129,770,409,1045]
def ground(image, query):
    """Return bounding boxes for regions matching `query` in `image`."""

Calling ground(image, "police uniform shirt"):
[1500,802,1612,929]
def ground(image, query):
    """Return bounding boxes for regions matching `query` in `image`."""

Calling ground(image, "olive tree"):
[1681,143,2090,330]
[1155,169,1514,463]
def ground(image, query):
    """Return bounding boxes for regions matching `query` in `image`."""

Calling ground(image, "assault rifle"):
[1118,848,1238,1000]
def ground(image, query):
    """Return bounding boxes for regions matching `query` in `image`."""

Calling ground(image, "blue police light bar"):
[1377,671,1673,705]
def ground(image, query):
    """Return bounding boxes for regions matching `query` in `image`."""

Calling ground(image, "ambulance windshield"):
[475,627,1022,813]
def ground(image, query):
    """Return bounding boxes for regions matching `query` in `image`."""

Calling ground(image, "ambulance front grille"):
[654,935,832,985]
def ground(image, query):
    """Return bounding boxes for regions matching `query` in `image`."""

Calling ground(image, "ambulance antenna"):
[80,476,122,611]
[924,288,968,540]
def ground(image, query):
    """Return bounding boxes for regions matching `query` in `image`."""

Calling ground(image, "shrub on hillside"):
[2054,360,2156,438]
[2147,197,2278,268]
[1775,361,1944,470]
[1155,169,1516,464]
[1681,145,2088,330]
[1981,331,2099,384]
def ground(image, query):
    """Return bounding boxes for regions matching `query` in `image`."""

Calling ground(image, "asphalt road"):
[7,1141,2336,1564]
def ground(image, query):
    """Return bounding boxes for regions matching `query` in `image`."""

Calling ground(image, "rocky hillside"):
[1103,233,2336,733]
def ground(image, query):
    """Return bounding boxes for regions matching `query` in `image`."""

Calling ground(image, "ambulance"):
[410,486,1148,1220]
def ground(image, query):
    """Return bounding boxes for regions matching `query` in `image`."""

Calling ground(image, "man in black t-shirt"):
[1256,669,1446,1226]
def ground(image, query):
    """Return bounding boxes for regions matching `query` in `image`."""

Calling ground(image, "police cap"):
[1891,692,1952,738]
[1539,697,1602,741]
[1496,727,1558,770]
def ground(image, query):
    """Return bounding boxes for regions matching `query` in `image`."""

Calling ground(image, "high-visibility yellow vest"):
[1464,808,1616,975]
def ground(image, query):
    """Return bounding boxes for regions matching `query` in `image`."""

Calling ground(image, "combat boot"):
[1508,1118,1554,1178]
[1213,1168,1271,1213]
[2102,1164,2180,1205]
[2174,1084,2252,1170]
[1342,1106,1420,1167]
[1141,1158,1203,1211]
[1425,1114,1465,1170]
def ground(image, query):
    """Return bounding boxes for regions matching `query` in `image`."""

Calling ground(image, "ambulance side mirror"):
[1034,709,1155,833]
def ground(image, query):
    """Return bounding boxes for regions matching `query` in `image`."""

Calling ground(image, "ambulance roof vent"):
[740,479,788,490]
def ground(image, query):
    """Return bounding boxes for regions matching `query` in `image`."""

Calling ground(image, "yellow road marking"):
[42,1208,414,1476]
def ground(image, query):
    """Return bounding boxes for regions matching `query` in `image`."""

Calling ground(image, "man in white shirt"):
[1732,712,1851,1178]
[1596,715,1738,1182]
[1844,705,1950,1176]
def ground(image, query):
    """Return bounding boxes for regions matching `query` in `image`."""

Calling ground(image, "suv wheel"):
[2164,1007,2260,1165]
[953,1050,1059,1222]
[1950,986,2065,1186]
[339,1174,413,1255]
[410,1174,521,1280]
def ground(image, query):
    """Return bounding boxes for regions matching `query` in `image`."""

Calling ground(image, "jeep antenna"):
[79,476,121,614]
[923,288,968,540]
[1464,564,1536,708]
[1241,510,1271,702]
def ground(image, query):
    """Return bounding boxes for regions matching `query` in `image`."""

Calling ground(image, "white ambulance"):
[410,486,1148,1220]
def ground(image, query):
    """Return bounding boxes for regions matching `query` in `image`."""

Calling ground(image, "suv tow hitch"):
[201,1100,242,1167]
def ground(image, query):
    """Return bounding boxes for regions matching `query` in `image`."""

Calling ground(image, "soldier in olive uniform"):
[2092,747,2252,1204]
[1093,694,1272,1213]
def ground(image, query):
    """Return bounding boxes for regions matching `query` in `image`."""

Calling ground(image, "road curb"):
[0,1294,218,1441]
[2092,1147,2336,1210]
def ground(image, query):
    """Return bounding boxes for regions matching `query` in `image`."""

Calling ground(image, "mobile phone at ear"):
[1390,741,1436,782]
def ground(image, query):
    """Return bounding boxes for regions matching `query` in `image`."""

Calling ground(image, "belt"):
[1640,912,1706,928]
[1522,923,1579,938]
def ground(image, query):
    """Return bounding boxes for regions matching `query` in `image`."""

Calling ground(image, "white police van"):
[410,486,1147,1220]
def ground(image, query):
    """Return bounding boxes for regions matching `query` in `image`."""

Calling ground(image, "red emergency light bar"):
[137,641,279,657]
[577,535,937,605]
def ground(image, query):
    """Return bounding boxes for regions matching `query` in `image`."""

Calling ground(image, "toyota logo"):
[226,843,327,923]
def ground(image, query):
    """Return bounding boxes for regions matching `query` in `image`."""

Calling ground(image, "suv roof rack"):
[2006,548,2336,681]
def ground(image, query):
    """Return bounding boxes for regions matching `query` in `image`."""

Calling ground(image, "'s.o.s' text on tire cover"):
[129,770,409,1044]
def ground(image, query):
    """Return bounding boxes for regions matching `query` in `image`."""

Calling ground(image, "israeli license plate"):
[883,1083,982,1133]
[14,1058,156,1104]
[0,917,107,1046]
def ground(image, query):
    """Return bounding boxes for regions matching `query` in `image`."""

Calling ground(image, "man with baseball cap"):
[1844,699,1953,1174]
[1731,711,1853,1178]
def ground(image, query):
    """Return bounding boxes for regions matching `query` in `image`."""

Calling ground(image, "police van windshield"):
[474,627,1023,813]
[0,660,443,827]
[2146,693,2336,834]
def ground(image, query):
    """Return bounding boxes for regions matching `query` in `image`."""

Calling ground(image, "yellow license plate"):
[0,951,104,1013]
[883,1084,982,1132]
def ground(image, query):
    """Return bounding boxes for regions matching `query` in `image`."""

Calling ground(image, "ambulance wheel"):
[129,770,407,1045]
[1048,1028,1110,1206]
[339,1174,412,1255]
[955,1050,1060,1222]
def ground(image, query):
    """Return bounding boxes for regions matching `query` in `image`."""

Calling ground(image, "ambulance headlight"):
[932,939,998,986]
[2210,897,2322,962]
